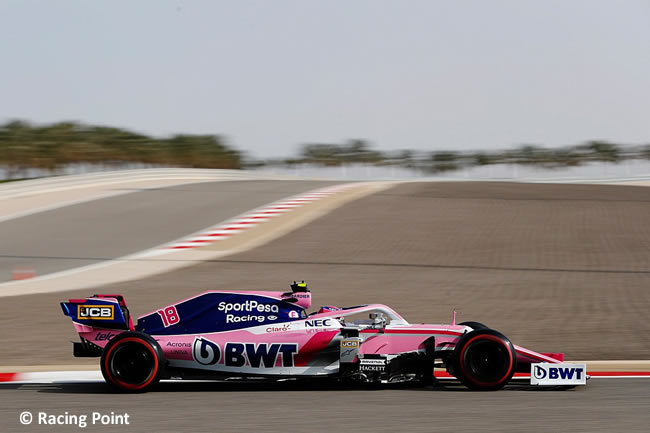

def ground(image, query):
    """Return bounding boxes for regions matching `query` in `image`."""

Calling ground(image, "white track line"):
[0,168,297,223]
[0,182,365,296]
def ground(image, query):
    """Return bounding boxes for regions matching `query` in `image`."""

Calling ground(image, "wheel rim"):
[109,341,156,386]
[462,339,511,384]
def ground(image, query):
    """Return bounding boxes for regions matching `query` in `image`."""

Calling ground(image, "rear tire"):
[100,331,165,392]
[452,328,516,391]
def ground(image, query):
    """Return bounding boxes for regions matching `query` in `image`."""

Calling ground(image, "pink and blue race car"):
[60,281,585,392]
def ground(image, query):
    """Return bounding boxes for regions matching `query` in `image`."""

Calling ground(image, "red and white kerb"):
[167,183,357,250]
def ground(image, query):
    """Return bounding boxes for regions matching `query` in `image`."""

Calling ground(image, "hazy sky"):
[1,1,649,158]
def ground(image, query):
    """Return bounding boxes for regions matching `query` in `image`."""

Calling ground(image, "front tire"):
[100,331,165,392]
[458,321,488,330]
[452,329,516,391]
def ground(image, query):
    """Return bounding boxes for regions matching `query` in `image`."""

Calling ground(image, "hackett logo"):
[78,305,114,320]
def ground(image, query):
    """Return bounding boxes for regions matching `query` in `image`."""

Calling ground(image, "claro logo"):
[78,305,114,320]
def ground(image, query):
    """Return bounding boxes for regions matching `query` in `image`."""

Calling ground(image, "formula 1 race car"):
[60,282,585,392]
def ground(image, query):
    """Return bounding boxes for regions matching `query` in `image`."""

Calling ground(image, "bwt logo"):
[193,337,221,365]
[78,305,114,320]
[534,365,584,380]
[192,337,299,368]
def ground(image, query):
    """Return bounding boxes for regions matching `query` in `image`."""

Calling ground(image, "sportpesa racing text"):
[218,300,280,324]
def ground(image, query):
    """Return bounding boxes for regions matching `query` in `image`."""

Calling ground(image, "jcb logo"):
[78,305,114,320]
[341,339,360,348]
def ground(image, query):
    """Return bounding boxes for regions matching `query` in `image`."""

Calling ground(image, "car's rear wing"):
[61,294,134,331]
[61,294,135,356]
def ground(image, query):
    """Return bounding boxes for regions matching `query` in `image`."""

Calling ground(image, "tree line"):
[0,120,241,178]
[287,139,650,173]
[1,120,649,179]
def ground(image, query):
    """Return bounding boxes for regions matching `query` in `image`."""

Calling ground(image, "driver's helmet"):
[290,281,309,292]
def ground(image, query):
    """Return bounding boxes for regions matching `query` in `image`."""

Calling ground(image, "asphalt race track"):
[0,379,648,432]
[0,178,649,432]
[0,180,338,282]
[93,181,650,360]
[1,182,650,364]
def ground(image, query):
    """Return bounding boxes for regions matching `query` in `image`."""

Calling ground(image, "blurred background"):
[2,119,649,180]
[1,1,649,432]
[2,0,650,182]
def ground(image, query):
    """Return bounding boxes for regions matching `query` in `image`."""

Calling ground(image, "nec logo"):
[531,363,587,385]
[78,305,114,320]
[305,319,331,327]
